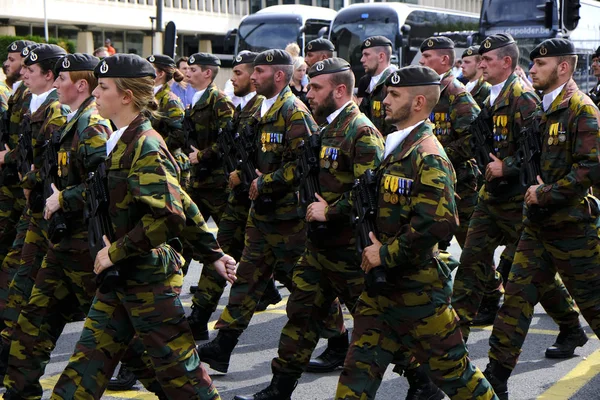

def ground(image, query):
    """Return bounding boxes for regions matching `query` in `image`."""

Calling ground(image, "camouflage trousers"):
[336,258,497,400]
[272,241,363,379]
[0,185,26,267]
[192,194,249,313]
[1,210,49,343]
[189,185,228,226]
[51,274,219,400]
[489,221,600,371]
[4,240,96,399]
[0,204,29,326]
[452,196,580,340]
[214,215,307,332]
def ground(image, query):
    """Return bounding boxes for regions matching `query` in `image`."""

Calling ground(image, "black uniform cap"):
[20,44,39,58]
[530,38,576,60]
[420,36,455,52]
[307,57,350,78]
[254,49,293,66]
[594,46,600,59]
[479,33,516,55]
[305,38,335,53]
[361,36,392,51]
[146,54,176,68]
[7,40,36,54]
[462,45,480,58]
[188,52,221,67]
[232,51,259,67]
[94,54,156,78]
[385,65,440,88]
[55,53,100,74]
[23,44,67,66]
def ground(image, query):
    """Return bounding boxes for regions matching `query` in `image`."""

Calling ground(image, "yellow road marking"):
[538,348,600,399]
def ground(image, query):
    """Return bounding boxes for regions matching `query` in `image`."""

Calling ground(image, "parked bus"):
[479,0,600,90]
[227,5,337,56]
[329,3,479,79]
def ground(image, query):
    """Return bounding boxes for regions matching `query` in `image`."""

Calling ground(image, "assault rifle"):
[41,130,68,243]
[183,110,221,179]
[0,111,18,186]
[352,169,387,296]
[18,114,33,180]
[469,107,503,192]
[217,120,239,176]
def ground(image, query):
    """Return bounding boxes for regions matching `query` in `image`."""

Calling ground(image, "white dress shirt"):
[66,109,78,123]
[542,83,567,112]
[384,120,425,159]
[239,92,256,110]
[489,79,507,106]
[326,101,353,125]
[260,94,279,118]
[106,125,128,156]
[30,88,56,114]
[191,88,207,108]
[368,66,392,93]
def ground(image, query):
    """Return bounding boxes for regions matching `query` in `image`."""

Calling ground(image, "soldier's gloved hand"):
[213,254,237,284]
[44,183,61,220]
[525,175,544,206]
[249,169,263,200]
[229,171,241,189]
[485,153,504,181]
[306,193,328,222]
[361,232,382,273]
[189,145,200,164]
[94,235,114,275]
[0,144,10,166]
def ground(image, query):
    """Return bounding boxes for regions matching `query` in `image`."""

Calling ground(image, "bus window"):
[238,15,302,53]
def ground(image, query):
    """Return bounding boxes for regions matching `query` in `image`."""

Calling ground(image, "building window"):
[266,0,278,7]
[298,0,312,4]
[282,0,294,3]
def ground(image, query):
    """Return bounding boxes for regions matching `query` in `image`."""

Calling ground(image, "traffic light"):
[536,1,553,30]
[563,0,581,31]
[163,21,177,59]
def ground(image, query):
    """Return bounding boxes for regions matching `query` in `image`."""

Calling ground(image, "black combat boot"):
[306,330,348,373]
[197,329,241,373]
[189,285,198,294]
[496,256,512,287]
[233,375,298,400]
[483,360,510,400]
[107,364,137,391]
[186,305,212,341]
[404,365,445,400]
[472,294,502,326]
[545,325,588,358]
[256,279,282,312]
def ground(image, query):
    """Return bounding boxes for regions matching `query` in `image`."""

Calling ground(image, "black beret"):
[479,33,516,55]
[20,43,39,58]
[307,57,350,78]
[147,54,176,68]
[385,66,440,88]
[420,36,455,52]
[254,49,293,66]
[232,51,259,67]
[94,54,156,78]
[55,53,100,74]
[24,44,67,66]
[462,46,480,58]
[305,38,335,53]
[361,36,392,50]
[188,52,221,67]
[530,39,576,60]
[7,40,36,54]
[594,46,600,59]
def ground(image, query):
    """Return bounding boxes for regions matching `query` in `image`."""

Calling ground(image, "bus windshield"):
[480,0,555,38]
[238,15,302,53]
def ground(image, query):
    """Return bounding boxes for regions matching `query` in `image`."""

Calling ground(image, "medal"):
[548,136,553,146]
[558,133,566,143]
[399,196,406,205]
[320,159,326,168]
[262,144,267,152]
[390,193,399,204]
[390,176,399,194]
[332,148,338,169]
[383,192,391,203]
[332,161,339,169]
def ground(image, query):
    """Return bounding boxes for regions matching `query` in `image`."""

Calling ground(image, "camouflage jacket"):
[318,102,384,247]
[432,70,480,167]
[186,82,234,189]
[252,85,318,221]
[376,122,458,271]
[0,82,9,113]
[588,80,600,109]
[57,96,110,216]
[470,76,492,108]
[4,83,31,166]
[153,83,186,151]
[21,90,69,191]
[479,73,540,203]
[105,114,185,284]
[360,66,396,137]
[529,79,600,227]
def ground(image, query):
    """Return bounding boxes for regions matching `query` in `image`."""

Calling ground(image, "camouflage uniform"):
[186,82,234,224]
[271,102,384,380]
[488,79,600,371]
[153,82,191,189]
[213,86,313,332]
[470,76,492,108]
[452,73,580,340]
[51,114,219,400]
[359,66,396,136]
[0,83,30,321]
[3,97,110,399]
[0,91,68,342]
[191,94,262,314]
[336,122,496,400]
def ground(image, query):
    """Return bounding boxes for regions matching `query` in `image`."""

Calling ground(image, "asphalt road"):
[3,223,598,400]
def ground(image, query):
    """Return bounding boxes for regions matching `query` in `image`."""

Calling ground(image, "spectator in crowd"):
[104,38,116,55]
[93,47,109,58]
[170,56,197,108]
[289,56,309,107]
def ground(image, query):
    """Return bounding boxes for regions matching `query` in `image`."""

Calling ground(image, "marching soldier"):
[185,52,234,224]
[2,53,111,399]
[462,45,492,108]
[452,33,583,355]
[304,38,335,68]
[587,46,600,109]
[50,54,222,400]
[359,36,396,136]
[484,38,600,400]
[234,57,385,399]
[335,65,498,400]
